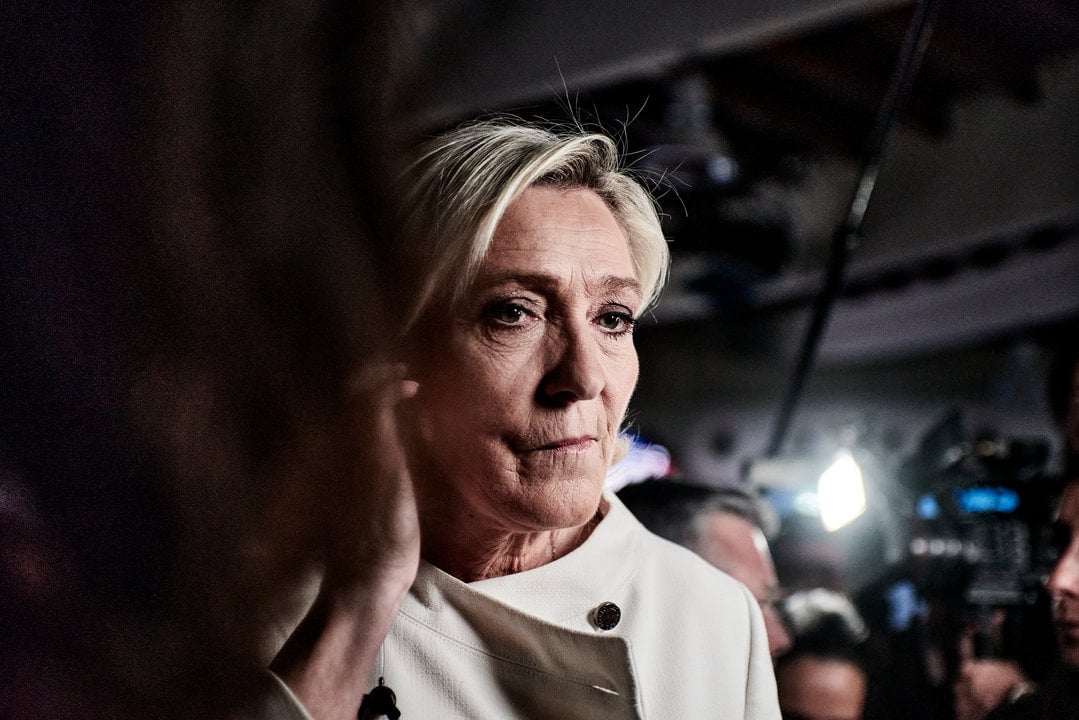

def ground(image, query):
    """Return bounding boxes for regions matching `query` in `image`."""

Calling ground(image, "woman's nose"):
[540,322,604,403]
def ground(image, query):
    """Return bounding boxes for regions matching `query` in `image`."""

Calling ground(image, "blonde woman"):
[272,121,780,720]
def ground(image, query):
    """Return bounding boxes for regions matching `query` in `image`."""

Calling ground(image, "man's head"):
[774,589,869,720]
[776,655,867,720]
[1046,338,1079,666]
[618,478,792,656]
[1048,480,1079,667]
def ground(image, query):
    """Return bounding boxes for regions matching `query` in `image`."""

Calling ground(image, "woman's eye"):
[489,303,531,326]
[597,312,636,334]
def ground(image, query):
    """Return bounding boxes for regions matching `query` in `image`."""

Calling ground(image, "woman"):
[272,121,780,719]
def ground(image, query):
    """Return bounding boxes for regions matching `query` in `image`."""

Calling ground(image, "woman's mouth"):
[526,436,597,453]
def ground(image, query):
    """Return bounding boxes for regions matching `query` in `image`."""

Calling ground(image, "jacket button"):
[592,602,621,630]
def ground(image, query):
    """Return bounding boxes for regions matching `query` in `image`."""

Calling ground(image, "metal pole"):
[766,0,944,458]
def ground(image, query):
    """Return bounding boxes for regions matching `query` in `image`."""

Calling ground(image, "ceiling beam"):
[398,0,913,129]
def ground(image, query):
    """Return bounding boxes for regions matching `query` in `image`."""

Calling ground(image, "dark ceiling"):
[687,0,1078,159]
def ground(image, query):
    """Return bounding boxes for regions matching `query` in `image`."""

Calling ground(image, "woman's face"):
[406,186,642,534]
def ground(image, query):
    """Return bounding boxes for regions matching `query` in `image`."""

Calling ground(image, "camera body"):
[901,431,1056,609]
[892,415,1061,667]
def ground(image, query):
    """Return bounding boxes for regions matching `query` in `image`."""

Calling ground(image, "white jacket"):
[273,492,779,719]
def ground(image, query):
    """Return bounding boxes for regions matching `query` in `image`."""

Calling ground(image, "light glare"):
[818,450,867,531]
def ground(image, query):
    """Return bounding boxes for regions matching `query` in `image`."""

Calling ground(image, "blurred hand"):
[953,658,1028,720]
[326,362,420,591]
[271,362,420,720]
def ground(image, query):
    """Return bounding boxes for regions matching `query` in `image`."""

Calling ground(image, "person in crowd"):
[270,121,781,719]
[1040,467,1079,720]
[953,334,1079,720]
[774,589,869,720]
[617,478,793,657]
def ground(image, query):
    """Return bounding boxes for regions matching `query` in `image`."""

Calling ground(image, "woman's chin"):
[507,477,604,531]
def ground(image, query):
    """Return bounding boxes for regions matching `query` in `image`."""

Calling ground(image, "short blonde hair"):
[395,120,669,333]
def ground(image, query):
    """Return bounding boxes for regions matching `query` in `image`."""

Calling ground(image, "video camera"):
[898,410,1057,610]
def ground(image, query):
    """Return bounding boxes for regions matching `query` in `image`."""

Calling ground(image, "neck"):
[420,505,605,583]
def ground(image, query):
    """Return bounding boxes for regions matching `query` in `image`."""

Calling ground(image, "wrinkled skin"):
[405,186,643,581]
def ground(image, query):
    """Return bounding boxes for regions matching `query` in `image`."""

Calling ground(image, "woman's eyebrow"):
[474,273,642,298]
[472,272,557,292]
[599,276,643,299]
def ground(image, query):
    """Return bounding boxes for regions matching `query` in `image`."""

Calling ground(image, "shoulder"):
[601,494,778,717]
[606,492,757,611]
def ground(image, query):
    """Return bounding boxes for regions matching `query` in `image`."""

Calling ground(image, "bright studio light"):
[818,450,867,532]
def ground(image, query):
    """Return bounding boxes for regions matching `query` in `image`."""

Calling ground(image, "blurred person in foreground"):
[953,334,1079,720]
[3,1,423,718]
[774,589,869,720]
[618,478,793,657]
